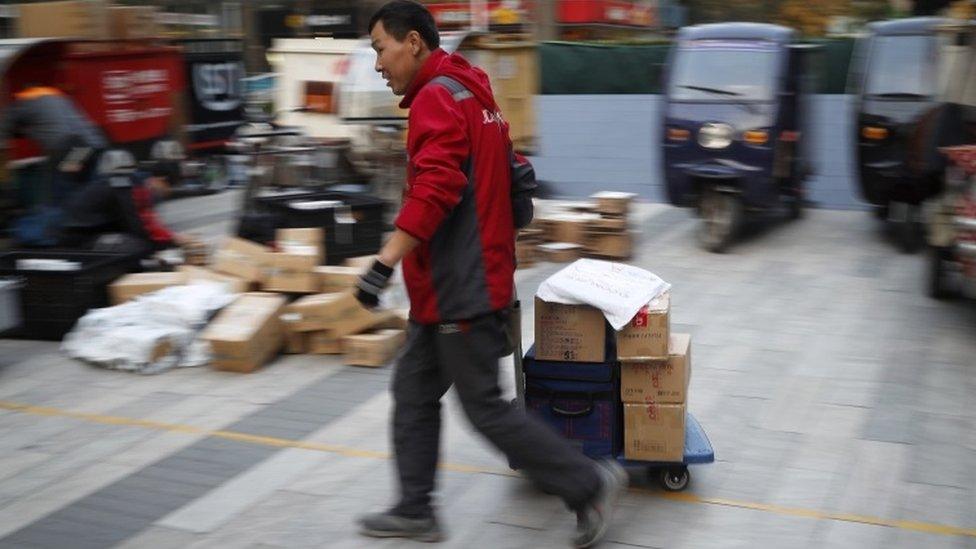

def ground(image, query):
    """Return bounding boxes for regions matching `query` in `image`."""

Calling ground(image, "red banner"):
[557,0,655,27]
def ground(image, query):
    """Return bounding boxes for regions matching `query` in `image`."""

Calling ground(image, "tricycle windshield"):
[864,35,936,98]
[668,40,781,102]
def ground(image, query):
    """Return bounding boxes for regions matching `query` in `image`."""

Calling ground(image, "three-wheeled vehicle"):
[0,38,186,243]
[662,23,816,252]
[848,17,948,252]
[921,21,976,299]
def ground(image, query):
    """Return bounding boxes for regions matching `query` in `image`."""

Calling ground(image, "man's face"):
[371,21,424,96]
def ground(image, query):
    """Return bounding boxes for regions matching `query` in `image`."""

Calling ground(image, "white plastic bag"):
[535,259,670,330]
[62,282,237,374]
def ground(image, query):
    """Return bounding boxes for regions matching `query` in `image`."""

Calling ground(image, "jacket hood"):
[400,48,499,112]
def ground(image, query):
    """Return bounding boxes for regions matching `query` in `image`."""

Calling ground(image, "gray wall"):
[529,94,865,210]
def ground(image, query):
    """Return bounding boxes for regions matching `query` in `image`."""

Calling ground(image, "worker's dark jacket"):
[60,175,151,247]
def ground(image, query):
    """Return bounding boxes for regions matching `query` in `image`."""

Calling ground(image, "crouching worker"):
[59,152,192,259]
[353,3,626,548]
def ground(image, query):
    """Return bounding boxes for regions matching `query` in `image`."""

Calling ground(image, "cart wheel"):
[699,187,741,253]
[658,467,689,492]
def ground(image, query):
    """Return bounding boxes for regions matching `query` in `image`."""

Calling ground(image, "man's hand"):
[355,259,394,309]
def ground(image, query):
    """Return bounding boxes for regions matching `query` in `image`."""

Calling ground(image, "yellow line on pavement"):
[2,399,974,538]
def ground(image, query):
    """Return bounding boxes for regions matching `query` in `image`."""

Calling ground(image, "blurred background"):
[0,1,976,547]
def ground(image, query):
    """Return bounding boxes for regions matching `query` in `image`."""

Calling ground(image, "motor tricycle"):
[662,23,817,252]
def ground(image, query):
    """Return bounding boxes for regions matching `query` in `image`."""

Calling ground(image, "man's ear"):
[408,30,424,56]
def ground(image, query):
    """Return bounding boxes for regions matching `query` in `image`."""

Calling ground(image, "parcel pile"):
[97,228,407,374]
[519,191,636,268]
[526,259,692,463]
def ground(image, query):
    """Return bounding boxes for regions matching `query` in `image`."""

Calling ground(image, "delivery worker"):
[60,152,190,258]
[0,83,107,245]
[0,83,107,189]
[353,3,626,547]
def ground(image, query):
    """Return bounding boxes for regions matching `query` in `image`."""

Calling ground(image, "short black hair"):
[368,0,440,50]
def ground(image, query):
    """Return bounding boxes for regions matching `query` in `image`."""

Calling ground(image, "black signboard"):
[306,7,358,38]
[180,39,247,152]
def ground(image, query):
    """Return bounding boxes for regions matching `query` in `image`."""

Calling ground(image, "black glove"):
[355,259,394,309]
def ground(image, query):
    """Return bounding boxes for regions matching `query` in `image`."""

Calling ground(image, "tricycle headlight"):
[698,123,733,150]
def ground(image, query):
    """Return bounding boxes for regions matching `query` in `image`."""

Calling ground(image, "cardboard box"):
[343,329,406,367]
[586,230,633,260]
[534,297,606,363]
[281,292,393,334]
[178,265,250,293]
[264,253,319,293]
[109,272,186,305]
[17,0,109,39]
[202,293,287,373]
[213,237,271,284]
[283,330,307,354]
[591,191,636,216]
[624,402,686,462]
[621,333,692,404]
[108,5,158,39]
[307,330,344,354]
[517,228,545,242]
[374,308,410,330]
[538,242,583,263]
[549,214,597,245]
[276,228,324,263]
[516,241,538,268]
[616,293,670,360]
[314,265,362,293]
[587,216,628,232]
[343,255,378,270]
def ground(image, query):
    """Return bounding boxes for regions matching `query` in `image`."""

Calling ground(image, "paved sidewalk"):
[1,199,975,549]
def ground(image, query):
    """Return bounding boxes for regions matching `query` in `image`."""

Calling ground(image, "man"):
[354,2,626,547]
[60,154,190,258]
[0,83,107,245]
[0,83,107,188]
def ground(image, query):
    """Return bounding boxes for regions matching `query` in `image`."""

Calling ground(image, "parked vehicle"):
[0,38,185,240]
[848,17,948,251]
[922,21,976,299]
[661,23,816,252]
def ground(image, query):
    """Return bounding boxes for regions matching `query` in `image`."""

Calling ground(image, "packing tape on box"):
[280,313,302,324]
[279,243,319,255]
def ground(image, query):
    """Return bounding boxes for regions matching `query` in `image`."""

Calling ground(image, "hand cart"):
[509,299,714,492]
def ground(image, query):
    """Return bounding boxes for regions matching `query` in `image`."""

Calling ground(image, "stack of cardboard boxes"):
[529,192,637,265]
[532,289,691,462]
[585,192,636,261]
[107,230,407,374]
[17,0,160,40]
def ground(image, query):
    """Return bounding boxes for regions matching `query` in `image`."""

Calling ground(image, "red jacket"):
[395,49,515,324]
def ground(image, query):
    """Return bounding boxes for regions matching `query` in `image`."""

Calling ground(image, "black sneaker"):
[572,460,627,548]
[358,510,444,543]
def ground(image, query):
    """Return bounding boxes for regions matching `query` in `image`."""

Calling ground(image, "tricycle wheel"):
[699,187,741,253]
[658,467,689,491]
[928,245,958,300]
[891,203,923,253]
[787,192,803,220]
